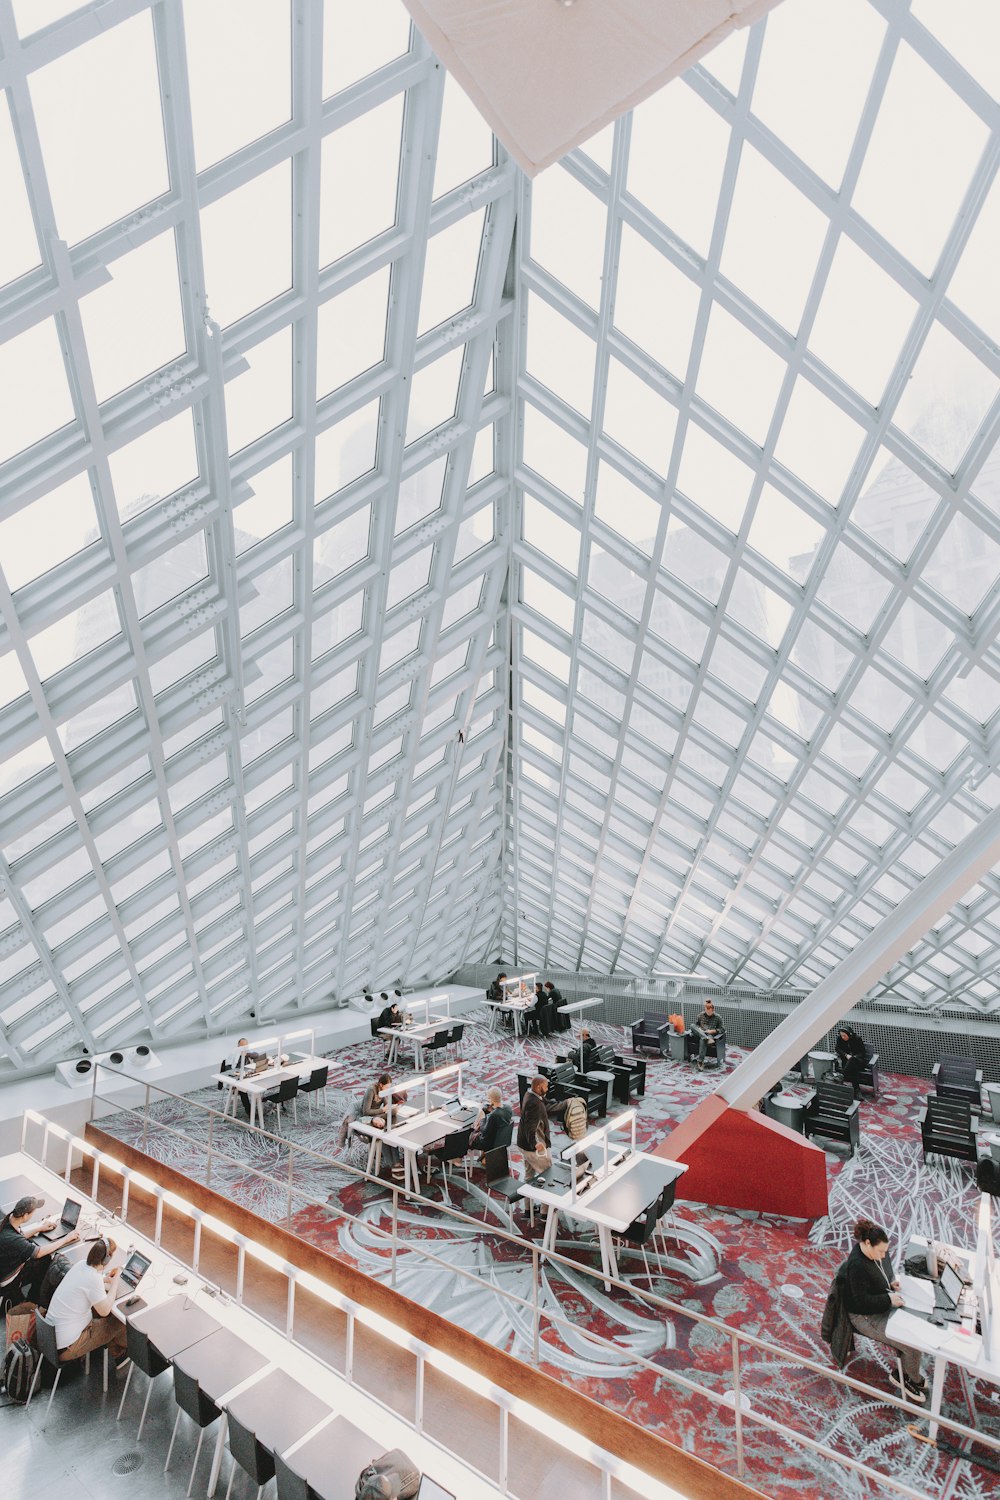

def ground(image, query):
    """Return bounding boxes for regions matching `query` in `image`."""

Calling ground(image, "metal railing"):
[66,1070,1000,1500]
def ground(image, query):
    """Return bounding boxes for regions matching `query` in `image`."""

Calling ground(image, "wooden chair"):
[803,1079,860,1156]
[919,1095,980,1165]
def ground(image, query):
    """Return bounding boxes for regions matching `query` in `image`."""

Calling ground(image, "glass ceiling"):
[0,0,999,1076]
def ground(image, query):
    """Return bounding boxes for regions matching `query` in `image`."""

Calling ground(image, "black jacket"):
[517,1089,551,1152]
[821,1260,856,1368]
[843,1242,895,1316]
[577,1039,600,1071]
[472,1103,513,1152]
[836,1031,869,1065]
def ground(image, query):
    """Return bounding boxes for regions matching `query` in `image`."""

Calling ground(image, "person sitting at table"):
[691,999,726,1069]
[526,982,547,1037]
[470,1087,514,1155]
[0,1195,80,1304]
[487,972,507,1005]
[544,980,570,1031]
[843,1217,926,1404]
[574,1028,601,1072]
[46,1237,129,1371]
[835,1025,870,1099]
[226,1037,267,1117]
[376,996,404,1030]
[361,1073,405,1180]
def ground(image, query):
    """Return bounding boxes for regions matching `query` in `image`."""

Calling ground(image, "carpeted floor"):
[98,1009,1000,1500]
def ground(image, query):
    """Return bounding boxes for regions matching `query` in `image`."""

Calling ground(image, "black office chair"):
[299,1065,329,1115]
[226,1411,276,1498]
[420,1029,451,1065]
[654,1180,678,1256]
[261,1075,299,1130]
[481,1147,523,1230]
[426,1126,473,1198]
[446,1023,465,1059]
[116,1318,170,1438]
[164,1366,222,1497]
[27,1308,112,1427]
[613,1200,660,1282]
[275,1451,311,1500]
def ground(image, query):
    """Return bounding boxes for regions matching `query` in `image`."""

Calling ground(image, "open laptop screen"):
[119,1251,152,1293]
[940,1260,964,1309]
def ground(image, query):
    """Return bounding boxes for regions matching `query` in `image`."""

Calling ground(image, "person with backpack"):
[0,1196,80,1303]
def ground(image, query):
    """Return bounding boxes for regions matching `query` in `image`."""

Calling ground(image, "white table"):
[379,1019,449,1068]
[888,1240,1000,1440]
[381,1105,478,1197]
[518,1151,687,1290]
[485,998,533,1037]
[1,1147,497,1500]
[212,1052,330,1129]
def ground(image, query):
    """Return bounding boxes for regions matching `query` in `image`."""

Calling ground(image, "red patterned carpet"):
[99,1010,1000,1500]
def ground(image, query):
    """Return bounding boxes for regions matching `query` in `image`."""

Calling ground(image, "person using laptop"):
[227,1038,266,1118]
[46,1237,128,1370]
[692,999,726,1069]
[469,1087,513,1155]
[0,1195,80,1303]
[843,1217,926,1404]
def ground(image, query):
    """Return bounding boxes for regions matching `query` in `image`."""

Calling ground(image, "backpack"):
[38,1251,72,1310]
[2,1336,37,1404]
[563,1096,588,1141]
[977,1156,1000,1197]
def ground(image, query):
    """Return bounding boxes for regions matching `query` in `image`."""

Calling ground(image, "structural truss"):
[0,0,999,1076]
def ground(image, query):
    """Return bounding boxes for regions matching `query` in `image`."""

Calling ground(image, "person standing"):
[517,1076,556,1177]
[46,1237,128,1369]
[692,999,725,1068]
[0,1195,80,1303]
[843,1218,925,1404]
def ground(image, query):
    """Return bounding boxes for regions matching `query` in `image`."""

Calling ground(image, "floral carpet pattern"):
[98,1009,1000,1500]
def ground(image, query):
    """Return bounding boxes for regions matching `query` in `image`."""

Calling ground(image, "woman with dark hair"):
[844,1217,925,1403]
[835,1025,870,1097]
[361,1072,404,1180]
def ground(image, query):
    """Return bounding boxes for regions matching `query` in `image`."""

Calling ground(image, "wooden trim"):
[85,1122,765,1500]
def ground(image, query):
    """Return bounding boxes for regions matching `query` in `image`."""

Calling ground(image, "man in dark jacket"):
[470,1087,513,1153]
[517,1076,554,1177]
[544,980,569,1031]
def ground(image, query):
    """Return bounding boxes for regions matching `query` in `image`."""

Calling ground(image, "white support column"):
[717,804,1000,1111]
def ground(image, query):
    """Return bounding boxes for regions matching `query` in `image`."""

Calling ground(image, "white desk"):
[485,998,533,1037]
[518,1151,687,1290]
[381,1103,479,1197]
[888,1241,1000,1439]
[212,1053,330,1129]
[1,1147,499,1500]
[379,1019,449,1068]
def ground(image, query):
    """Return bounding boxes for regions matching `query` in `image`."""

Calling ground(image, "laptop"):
[114,1250,152,1309]
[902,1260,966,1325]
[36,1197,81,1243]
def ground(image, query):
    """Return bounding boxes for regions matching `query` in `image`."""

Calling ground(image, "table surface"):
[0,1172,47,1213]
[225,1365,331,1450]
[519,1151,686,1231]
[131,1296,221,1359]
[213,1052,329,1093]
[558,999,602,1014]
[283,1414,375,1495]
[172,1325,270,1400]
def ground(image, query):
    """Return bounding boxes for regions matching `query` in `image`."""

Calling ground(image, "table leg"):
[208,1413,227,1495]
[927,1354,946,1441]
[406,1152,417,1198]
[250,1095,258,1130]
[543,1206,558,1253]
[599,1227,615,1292]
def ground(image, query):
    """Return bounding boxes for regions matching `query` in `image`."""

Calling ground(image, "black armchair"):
[803,1080,860,1156]
[630,1012,671,1056]
[919,1095,980,1165]
[932,1054,983,1109]
[583,1044,645,1104]
[542,1062,607,1119]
